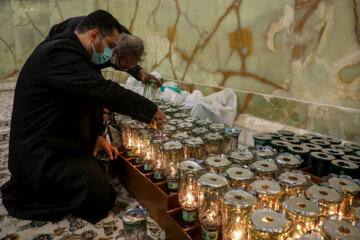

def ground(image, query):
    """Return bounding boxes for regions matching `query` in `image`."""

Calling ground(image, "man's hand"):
[152,108,166,126]
[138,69,162,86]
[93,136,118,160]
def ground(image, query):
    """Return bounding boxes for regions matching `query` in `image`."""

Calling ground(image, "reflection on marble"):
[0,0,359,141]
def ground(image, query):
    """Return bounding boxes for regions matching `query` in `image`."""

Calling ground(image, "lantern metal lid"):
[283,197,320,217]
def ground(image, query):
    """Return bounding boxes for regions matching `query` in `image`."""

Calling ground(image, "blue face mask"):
[91,33,113,64]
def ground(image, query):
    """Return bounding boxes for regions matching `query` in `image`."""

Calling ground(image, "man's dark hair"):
[75,10,126,36]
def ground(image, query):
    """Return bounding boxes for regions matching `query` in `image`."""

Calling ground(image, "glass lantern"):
[249,179,282,211]
[275,153,304,171]
[248,209,293,240]
[225,166,254,188]
[158,124,176,137]
[120,207,149,240]
[179,105,192,114]
[204,155,232,173]
[168,118,183,126]
[253,133,272,146]
[198,173,229,240]
[171,132,190,143]
[143,79,159,101]
[177,122,193,134]
[251,159,279,179]
[278,129,295,136]
[121,119,137,156]
[277,171,310,195]
[191,127,209,137]
[196,118,213,128]
[321,218,360,240]
[150,135,169,182]
[305,185,342,216]
[222,128,241,153]
[184,116,198,124]
[330,160,359,179]
[228,149,254,166]
[203,132,224,156]
[162,141,184,192]
[174,112,189,119]
[139,130,155,172]
[222,189,258,240]
[297,231,325,240]
[131,123,148,164]
[271,140,291,154]
[164,107,179,118]
[283,197,320,236]
[326,176,360,218]
[286,144,310,163]
[183,137,205,160]
[178,160,203,225]
[209,123,227,133]
[253,146,277,160]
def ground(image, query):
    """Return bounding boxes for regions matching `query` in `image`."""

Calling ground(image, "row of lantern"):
[179,159,360,240]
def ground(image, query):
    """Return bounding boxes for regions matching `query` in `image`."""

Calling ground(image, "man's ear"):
[89,29,99,43]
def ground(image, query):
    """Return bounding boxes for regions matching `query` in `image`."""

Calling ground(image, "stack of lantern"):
[117,99,360,240]
[253,130,360,179]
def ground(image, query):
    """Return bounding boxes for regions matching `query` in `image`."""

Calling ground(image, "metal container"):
[309,139,331,148]
[341,155,360,166]
[198,173,229,240]
[249,209,292,240]
[330,145,353,155]
[268,132,282,140]
[150,135,169,182]
[143,79,159,101]
[120,207,149,240]
[278,130,295,136]
[164,107,179,118]
[178,160,203,225]
[310,152,336,177]
[191,127,209,137]
[209,123,227,133]
[321,136,342,145]
[203,132,224,156]
[195,118,213,128]
[280,136,301,144]
[321,148,345,158]
[221,189,258,240]
[286,144,310,163]
[303,133,322,139]
[251,159,279,179]
[301,143,323,152]
[225,166,254,188]
[275,153,304,170]
[173,112,189,120]
[228,149,254,166]
[158,124,176,137]
[249,179,282,211]
[167,118,183,126]
[171,132,190,143]
[283,197,320,234]
[179,105,192,114]
[344,143,360,155]
[321,219,360,240]
[184,137,205,160]
[327,176,360,218]
[331,160,359,178]
[297,135,313,143]
[305,185,342,215]
[253,133,272,146]
[184,116,198,124]
[162,141,184,191]
[297,231,325,240]
[222,128,241,153]
[177,122,193,134]
[277,171,310,195]
[205,155,232,173]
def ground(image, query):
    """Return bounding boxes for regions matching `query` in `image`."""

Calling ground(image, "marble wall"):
[0,0,359,142]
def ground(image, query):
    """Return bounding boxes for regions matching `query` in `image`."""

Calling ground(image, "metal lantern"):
[277,171,310,195]
[177,122,193,134]
[249,209,292,240]
[120,207,149,240]
[327,176,360,218]
[204,155,232,173]
[251,159,279,179]
[305,185,342,216]
[275,153,304,170]
[183,137,205,160]
[249,179,282,211]
[178,160,203,225]
[209,123,227,133]
[198,173,229,240]
[228,149,254,166]
[191,127,209,137]
[150,135,169,182]
[196,118,213,128]
[162,141,184,192]
[203,132,224,156]
[222,128,241,153]
[143,79,159,101]
[225,166,254,188]
[158,124,176,137]
[321,219,360,240]
[283,197,320,235]
[221,189,258,240]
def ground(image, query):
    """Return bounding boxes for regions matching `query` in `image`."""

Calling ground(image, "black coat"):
[1,28,157,223]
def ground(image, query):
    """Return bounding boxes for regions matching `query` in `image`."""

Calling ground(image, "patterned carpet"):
[0,90,165,240]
